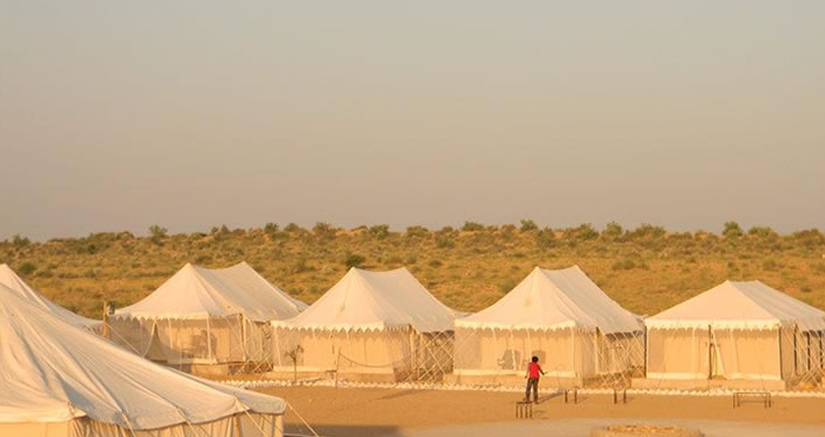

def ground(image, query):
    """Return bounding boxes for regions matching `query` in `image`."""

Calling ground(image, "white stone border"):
[220,378,825,399]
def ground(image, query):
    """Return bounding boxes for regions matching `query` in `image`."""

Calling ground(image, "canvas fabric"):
[0,413,283,437]
[0,282,286,433]
[452,266,644,386]
[645,280,825,389]
[0,264,98,328]
[271,268,458,382]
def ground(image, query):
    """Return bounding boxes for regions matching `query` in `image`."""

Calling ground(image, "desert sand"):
[256,386,825,437]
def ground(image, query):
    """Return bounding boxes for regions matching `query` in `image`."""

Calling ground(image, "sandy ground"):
[395,419,825,437]
[255,386,825,437]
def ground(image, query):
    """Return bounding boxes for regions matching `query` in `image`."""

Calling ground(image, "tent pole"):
[570,328,575,378]
[409,327,415,379]
[593,330,599,376]
[510,329,517,373]
[206,317,213,362]
[644,328,649,377]
[806,331,812,372]
[793,326,799,376]
[707,325,712,380]
[778,326,784,379]
[242,315,248,363]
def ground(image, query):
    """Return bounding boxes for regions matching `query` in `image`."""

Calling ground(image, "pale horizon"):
[2,1,824,241]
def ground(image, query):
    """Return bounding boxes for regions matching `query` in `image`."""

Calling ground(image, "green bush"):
[722,221,744,239]
[612,259,637,270]
[436,235,455,249]
[313,222,337,241]
[406,226,430,239]
[461,221,485,232]
[344,253,366,269]
[148,225,167,245]
[12,234,30,248]
[18,261,37,275]
[519,219,538,232]
[369,224,390,240]
[602,221,624,240]
[629,223,666,240]
[575,223,599,241]
[292,257,313,273]
[536,227,555,249]
[264,223,279,235]
[748,226,777,239]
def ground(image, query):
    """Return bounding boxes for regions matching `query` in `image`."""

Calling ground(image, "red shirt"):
[528,362,542,379]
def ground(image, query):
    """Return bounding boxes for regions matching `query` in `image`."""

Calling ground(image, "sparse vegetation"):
[369,224,390,240]
[148,225,167,245]
[12,234,30,248]
[0,221,823,320]
[18,261,37,275]
[344,253,366,269]
[519,219,538,232]
[461,221,485,232]
[723,221,744,239]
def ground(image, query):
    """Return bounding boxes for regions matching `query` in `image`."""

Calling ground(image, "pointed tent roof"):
[0,264,98,328]
[645,280,825,331]
[115,262,306,321]
[274,267,457,332]
[0,282,285,428]
[456,266,642,334]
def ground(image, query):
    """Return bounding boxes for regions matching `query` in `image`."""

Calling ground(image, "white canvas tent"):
[643,280,825,390]
[0,263,99,329]
[109,262,306,373]
[452,266,644,387]
[271,267,458,382]
[0,282,286,437]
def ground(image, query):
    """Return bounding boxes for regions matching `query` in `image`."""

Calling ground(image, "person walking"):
[524,356,545,403]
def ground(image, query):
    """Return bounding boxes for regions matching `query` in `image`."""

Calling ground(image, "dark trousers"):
[525,377,539,402]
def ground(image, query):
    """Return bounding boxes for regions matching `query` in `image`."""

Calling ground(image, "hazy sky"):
[1,1,823,241]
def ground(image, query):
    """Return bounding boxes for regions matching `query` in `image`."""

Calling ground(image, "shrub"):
[12,234,30,248]
[284,223,303,233]
[461,221,485,232]
[575,223,599,241]
[264,223,279,235]
[292,257,313,273]
[369,224,390,240]
[611,259,637,270]
[313,222,337,241]
[536,227,555,249]
[344,253,366,269]
[602,221,624,240]
[210,225,231,241]
[148,225,167,245]
[519,219,538,232]
[406,226,430,239]
[628,224,666,240]
[428,259,443,268]
[762,258,780,271]
[436,235,455,249]
[722,221,744,239]
[748,226,777,239]
[18,261,37,275]
[499,277,520,294]
[790,229,824,249]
